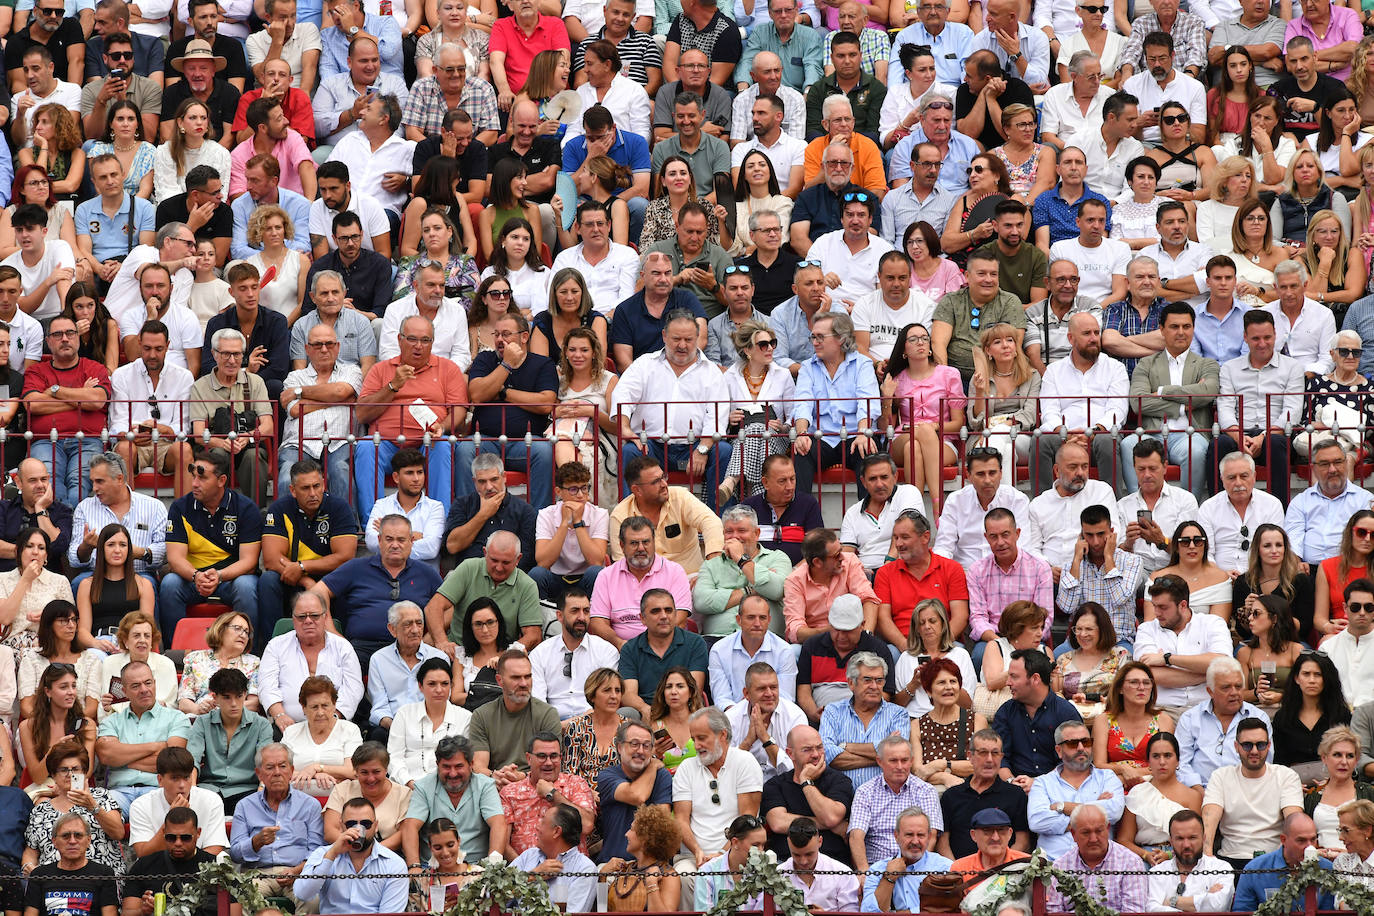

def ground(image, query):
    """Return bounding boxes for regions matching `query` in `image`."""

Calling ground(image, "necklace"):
[994,368,1014,377]
[113,141,137,152]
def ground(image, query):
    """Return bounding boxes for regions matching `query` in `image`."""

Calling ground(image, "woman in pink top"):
[881,322,965,513]
[904,221,966,301]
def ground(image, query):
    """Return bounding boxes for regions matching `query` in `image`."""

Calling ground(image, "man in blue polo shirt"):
[258,458,360,650]
[1031,147,1112,250]
[788,142,881,254]
[443,451,538,570]
[160,447,264,640]
[619,587,709,717]
[609,251,708,372]
[75,153,155,281]
[313,514,442,674]
[563,104,652,243]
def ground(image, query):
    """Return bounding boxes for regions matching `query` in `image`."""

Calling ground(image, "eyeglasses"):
[472,618,500,628]
[560,484,591,495]
[1240,525,1251,553]
[841,190,872,203]
[808,333,833,343]
[710,778,721,805]
[915,160,942,170]
[1176,535,1207,546]
[55,766,82,775]
[1338,347,1363,358]
[439,66,466,75]
[107,51,134,60]
[401,334,434,345]
[56,831,87,840]
[306,340,339,349]
[164,834,195,843]
[49,329,78,339]
[623,739,653,750]
[1161,114,1190,126]
[23,179,49,189]
[1238,740,1270,752]
[680,62,710,70]
[343,819,375,830]
[531,751,560,761]
[752,338,778,349]
[147,395,160,421]
[822,159,852,167]
[1242,214,1268,224]
[389,577,400,600]
[214,349,244,360]
[1349,602,1374,615]
[724,264,752,276]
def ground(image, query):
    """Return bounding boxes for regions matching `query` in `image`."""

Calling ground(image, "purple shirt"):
[966,550,1055,642]
[1285,6,1362,80]
[1047,842,1150,913]
[589,555,692,640]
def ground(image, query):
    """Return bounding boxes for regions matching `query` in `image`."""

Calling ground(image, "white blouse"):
[482,263,553,316]
[282,718,364,796]
[386,701,473,787]
[153,141,232,205]
[722,361,796,412]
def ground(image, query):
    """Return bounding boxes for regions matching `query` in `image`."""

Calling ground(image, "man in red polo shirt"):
[490,0,571,110]
[231,57,316,147]
[873,510,968,645]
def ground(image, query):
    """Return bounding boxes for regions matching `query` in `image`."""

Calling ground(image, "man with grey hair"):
[1267,259,1336,378]
[609,251,709,370]
[228,740,323,897]
[189,323,275,507]
[443,450,537,569]
[792,311,881,497]
[848,735,942,873]
[1026,720,1124,860]
[673,704,765,865]
[888,92,978,195]
[68,450,169,604]
[806,96,884,195]
[401,42,500,146]
[819,651,911,790]
[1195,450,1285,573]
[103,220,199,323]
[278,322,362,503]
[428,529,543,652]
[1175,655,1272,787]
[366,600,448,741]
[1045,803,1149,912]
[325,92,414,216]
[1285,436,1374,564]
[1025,258,1103,374]
[859,806,952,912]
[1039,51,1113,149]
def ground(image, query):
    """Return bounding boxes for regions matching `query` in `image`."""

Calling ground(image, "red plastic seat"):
[186,602,225,619]
[171,617,215,651]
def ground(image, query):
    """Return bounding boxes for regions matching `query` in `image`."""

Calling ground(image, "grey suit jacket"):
[1128,349,1220,436]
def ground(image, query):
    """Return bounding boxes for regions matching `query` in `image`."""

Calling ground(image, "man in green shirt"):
[467,651,562,783]
[400,736,508,869]
[931,248,1027,384]
[426,529,542,652]
[185,667,272,811]
[977,199,1047,307]
[646,202,732,317]
[649,91,731,197]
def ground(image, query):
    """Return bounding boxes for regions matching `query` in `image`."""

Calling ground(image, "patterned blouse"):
[638,197,721,250]
[88,141,156,197]
[397,253,480,306]
[992,143,1043,197]
[177,650,262,704]
[560,711,621,785]
[0,570,73,648]
[26,790,126,874]
[1053,645,1130,701]
[1301,373,1374,436]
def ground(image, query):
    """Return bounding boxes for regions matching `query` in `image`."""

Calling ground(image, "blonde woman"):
[246,204,310,324]
[1193,156,1255,250]
[554,326,619,480]
[966,323,1039,482]
[1271,148,1352,243]
[153,99,230,204]
[1350,35,1374,126]
[1302,209,1367,320]
[988,104,1054,205]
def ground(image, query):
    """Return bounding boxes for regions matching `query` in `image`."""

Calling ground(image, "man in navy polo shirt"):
[788,142,880,255]
[258,458,359,650]
[458,312,559,509]
[160,447,264,640]
[563,104,653,242]
[609,251,708,372]
[443,451,538,570]
[619,587,709,717]
[312,514,442,673]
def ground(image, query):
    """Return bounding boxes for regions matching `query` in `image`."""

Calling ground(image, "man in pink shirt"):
[782,528,878,643]
[1285,0,1362,80]
[589,515,692,648]
[230,97,316,198]
[489,0,571,110]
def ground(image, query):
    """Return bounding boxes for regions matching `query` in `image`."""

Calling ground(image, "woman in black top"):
[1272,651,1351,782]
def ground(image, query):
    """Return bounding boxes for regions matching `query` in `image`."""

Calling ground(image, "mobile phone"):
[653,728,670,742]
[1137,509,1152,522]
[109,68,127,80]
[1084,691,1101,702]
[69,772,85,792]
[917,654,932,665]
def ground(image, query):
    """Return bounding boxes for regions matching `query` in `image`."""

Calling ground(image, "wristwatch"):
[1163,652,1173,667]
[1007,51,1023,63]
[49,384,59,395]
[696,442,710,455]
[571,521,587,529]
[348,24,360,35]
[736,555,750,569]
[543,788,557,802]
[800,779,815,788]
[761,739,775,749]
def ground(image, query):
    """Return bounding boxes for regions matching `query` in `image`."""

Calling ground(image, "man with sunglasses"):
[297,796,409,915]
[130,809,237,916]
[889,94,976,196]
[80,32,162,140]
[4,5,83,94]
[1201,717,1303,870]
[1025,721,1124,860]
[129,748,229,858]
[704,265,769,367]
[23,815,117,916]
[86,0,165,84]
[1321,579,1374,708]
[1284,438,1373,565]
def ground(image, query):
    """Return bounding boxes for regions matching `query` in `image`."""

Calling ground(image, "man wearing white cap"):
[795,594,896,725]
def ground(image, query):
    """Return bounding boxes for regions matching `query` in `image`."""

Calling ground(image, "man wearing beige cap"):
[794,594,895,725]
[160,37,240,144]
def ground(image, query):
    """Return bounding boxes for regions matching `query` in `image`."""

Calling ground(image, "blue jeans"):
[529,565,603,603]
[30,437,102,506]
[619,439,731,513]
[455,439,554,507]
[278,443,353,505]
[626,196,648,247]
[109,784,157,813]
[158,573,261,643]
[255,570,295,653]
[353,439,454,528]
[1120,431,1211,494]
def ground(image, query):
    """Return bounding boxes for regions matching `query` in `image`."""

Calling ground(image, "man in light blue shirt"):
[229,743,325,900]
[819,650,911,789]
[1283,438,1374,564]
[400,736,509,867]
[888,97,978,194]
[75,155,155,264]
[295,797,409,915]
[230,157,312,261]
[888,0,973,87]
[319,0,402,80]
[511,805,602,912]
[879,141,954,246]
[312,40,410,149]
[707,599,798,706]
[768,262,848,370]
[1175,657,1272,788]
[734,0,825,92]
[1192,261,1249,363]
[367,600,448,737]
[1026,721,1126,860]
[694,815,769,909]
[792,312,882,498]
[860,807,953,912]
[94,660,192,812]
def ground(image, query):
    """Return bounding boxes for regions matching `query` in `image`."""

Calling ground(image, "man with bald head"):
[488,99,562,245]
[0,455,72,572]
[730,51,806,147]
[427,529,544,652]
[1046,805,1148,912]
[1035,312,1130,495]
[653,48,732,143]
[762,724,855,863]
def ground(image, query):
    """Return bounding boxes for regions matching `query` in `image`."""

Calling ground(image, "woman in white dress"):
[386,658,471,788]
[245,204,309,325]
[1218,196,1294,299]
[1056,5,1125,85]
[282,675,362,796]
[728,151,793,257]
[1193,156,1255,251]
[1117,732,1203,865]
[153,99,230,204]
[1148,521,1234,623]
[715,318,795,505]
[1314,88,1370,193]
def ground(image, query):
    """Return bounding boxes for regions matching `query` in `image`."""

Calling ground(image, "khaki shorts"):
[131,441,182,475]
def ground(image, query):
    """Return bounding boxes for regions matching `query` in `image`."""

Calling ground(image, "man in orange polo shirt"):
[874,510,969,645]
[801,96,885,195]
[949,808,1029,889]
[354,315,469,524]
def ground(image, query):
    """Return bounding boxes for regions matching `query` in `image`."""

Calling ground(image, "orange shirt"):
[803,133,886,194]
[950,848,1030,879]
[360,355,469,439]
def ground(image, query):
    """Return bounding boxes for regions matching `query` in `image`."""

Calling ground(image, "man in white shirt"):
[550,200,641,316]
[673,707,765,864]
[116,263,204,372]
[110,320,195,496]
[838,453,924,572]
[0,204,74,324]
[804,190,893,309]
[1048,199,1129,305]
[933,447,1029,568]
[309,161,392,258]
[532,461,610,603]
[1321,577,1374,708]
[1025,439,1122,577]
[1201,718,1303,867]
[730,93,807,198]
[1133,575,1231,716]
[377,263,471,369]
[0,267,41,371]
[9,46,81,145]
[724,662,806,779]
[363,447,445,571]
[529,590,621,719]
[1143,203,1215,312]
[851,254,936,373]
[1146,810,1234,912]
[1035,312,1129,495]
[1210,309,1303,505]
[1266,260,1336,376]
[129,747,230,856]
[1039,51,1114,149]
[971,0,1050,92]
[104,223,198,323]
[1196,451,1285,573]
[1080,93,1145,202]
[1116,438,1200,574]
[324,93,414,215]
[1122,31,1206,144]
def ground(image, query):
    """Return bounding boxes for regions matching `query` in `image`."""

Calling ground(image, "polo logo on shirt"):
[223,517,237,537]
[316,519,330,538]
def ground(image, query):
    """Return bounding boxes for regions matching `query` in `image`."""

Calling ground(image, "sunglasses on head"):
[841,190,872,204]
[724,264,752,276]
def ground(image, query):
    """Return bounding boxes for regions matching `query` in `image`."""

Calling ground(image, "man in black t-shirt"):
[154,165,232,268]
[4,6,84,88]
[935,729,1031,859]
[1267,36,1344,140]
[954,50,1034,151]
[410,109,488,213]
[24,815,118,916]
[760,725,855,864]
[160,39,242,144]
[122,808,224,916]
[164,0,251,91]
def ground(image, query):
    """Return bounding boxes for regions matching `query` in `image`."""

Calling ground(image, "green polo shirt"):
[437,557,541,643]
[649,131,731,198]
[804,72,887,137]
[645,237,733,318]
[468,697,562,773]
[932,288,1027,372]
[405,771,502,864]
[185,708,274,796]
[96,704,191,786]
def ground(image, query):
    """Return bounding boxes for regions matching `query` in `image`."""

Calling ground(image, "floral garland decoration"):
[446,853,562,916]
[164,859,270,916]
[967,850,1115,916]
[1253,848,1374,916]
[703,848,809,916]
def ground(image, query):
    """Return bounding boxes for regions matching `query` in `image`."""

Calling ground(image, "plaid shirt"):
[1101,296,1167,376]
[401,75,500,137]
[826,26,890,77]
[1056,549,1146,640]
[1047,843,1150,913]
[849,774,943,865]
[1120,12,1208,73]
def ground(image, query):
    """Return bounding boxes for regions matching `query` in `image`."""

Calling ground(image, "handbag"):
[919,873,967,912]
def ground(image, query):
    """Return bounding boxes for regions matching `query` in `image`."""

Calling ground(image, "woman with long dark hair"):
[75,523,152,653]
[467,274,516,357]
[1213,96,1299,194]
[729,150,791,256]
[903,221,965,300]
[399,157,478,259]
[649,666,703,772]
[452,598,512,711]
[1093,661,1173,789]
[0,529,73,654]
[1206,46,1262,146]
[61,283,117,373]
[396,206,479,304]
[1234,523,1315,643]
[1314,86,1369,191]
[154,99,229,203]
[1316,509,1374,638]
[480,158,544,259]
[18,600,98,722]
[1236,594,1303,709]
[1219,197,1292,298]
[532,267,610,366]
[1272,652,1352,782]
[882,322,964,510]
[552,325,618,477]
[1148,100,1217,205]
[1117,732,1202,864]
[639,154,724,249]
[1148,522,1233,622]
[939,152,1011,270]
[87,99,155,198]
[19,665,94,786]
[479,217,549,315]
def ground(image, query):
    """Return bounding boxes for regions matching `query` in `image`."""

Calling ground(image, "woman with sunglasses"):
[177,611,260,715]
[18,600,98,722]
[716,318,795,505]
[1315,510,1374,639]
[452,598,513,711]
[87,100,155,200]
[1236,594,1303,710]
[1093,660,1172,790]
[1273,654,1352,785]
[650,666,704,773]
[1301,210,1367,323]
[1147,522,1233,623]
[1056,7,1125,86]
[1147,101,1216,205]
[966,322,1039,480]
[1294,330,1374,477]
[639,155,725,250]
[1112,157,1168,250]
[1234,525,1315,645]
[1193,156,1255,251]
[96,611,174,720]
[1272,147,1352,244]
[386,658,471,789]
[728,150,792,257]
[0,528,72,654]
[939,153,1011,270]
[19,664,94,792]
[882,321,964,510]
[903,221,965,301]
[1116,732,1201,866]
[467,274,517,357]
[1205,47,1262,147]
[1218,197,1291,299]
[21,740,125,878]
[1212,96,1299,195]
[988,104,1054,206]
